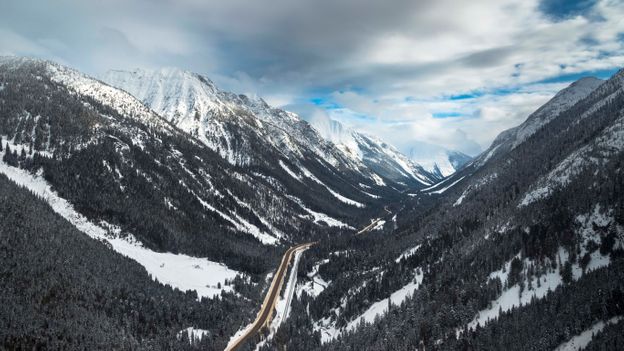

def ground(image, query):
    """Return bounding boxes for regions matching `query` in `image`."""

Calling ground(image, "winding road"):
[225,242,315,351]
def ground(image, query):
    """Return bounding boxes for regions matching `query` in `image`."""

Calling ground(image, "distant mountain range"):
[102,68,451,188]
[299,111,444,185]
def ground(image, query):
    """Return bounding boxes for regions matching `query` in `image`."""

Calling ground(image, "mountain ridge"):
[102,67,444,187]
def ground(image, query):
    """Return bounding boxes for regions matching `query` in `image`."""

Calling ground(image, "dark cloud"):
[459,47,517,68]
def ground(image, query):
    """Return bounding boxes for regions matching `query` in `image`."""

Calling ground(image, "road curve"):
[225,242,315,351]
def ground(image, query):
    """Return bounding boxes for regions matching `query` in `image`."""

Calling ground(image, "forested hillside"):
[0,173,259,350]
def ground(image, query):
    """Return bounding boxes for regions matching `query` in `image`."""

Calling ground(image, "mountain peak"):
[549,76,603,104]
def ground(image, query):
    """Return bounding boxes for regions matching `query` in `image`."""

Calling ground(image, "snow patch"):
[462,245,611,333]
[300,166,365,208]
[279,160,302,181]
[288,195,354,229]
[177,327,210,344]
[370,173,386,186]
[395,244,422,263]
[428,176,465,194]
[297,259,330,299]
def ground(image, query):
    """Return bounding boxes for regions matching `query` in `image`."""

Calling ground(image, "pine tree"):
[561,261,573,284]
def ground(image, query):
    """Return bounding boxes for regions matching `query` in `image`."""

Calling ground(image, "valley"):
[0,56,623,351]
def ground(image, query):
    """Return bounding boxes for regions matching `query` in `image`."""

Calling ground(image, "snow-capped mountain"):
[303,112,439,185]
[472,76,604,168]
[0,57,392,274]
[404,141,472,178]
[103,68,347,168]
[103,68,439,191]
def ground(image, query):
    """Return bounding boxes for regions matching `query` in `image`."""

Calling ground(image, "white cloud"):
[318,80,572,155]
[1,0,622,155]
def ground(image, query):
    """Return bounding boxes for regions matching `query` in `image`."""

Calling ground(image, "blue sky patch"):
[309,97,342,109]
[447,92,485,100]
[432,112,465,119]
[539,0,597,21]
[537,68,619,84]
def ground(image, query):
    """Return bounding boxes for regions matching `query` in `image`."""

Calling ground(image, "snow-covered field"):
[0,158,240,299]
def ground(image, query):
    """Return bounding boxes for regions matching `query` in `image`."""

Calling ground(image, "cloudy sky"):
[1,0,623,156]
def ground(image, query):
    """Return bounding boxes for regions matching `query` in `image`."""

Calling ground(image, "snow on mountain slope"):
[102,68,356,170]
[472,77,604,168]
[1,57,173,143]
[315,268,424,344]
[304,113,439,185]
[520,102,624,207]
[1,57,374,273]
[103,67,391,216]
[518,73,624,207]
[0,154,240,299]
[554,316,622,351]
[404,141,472,178]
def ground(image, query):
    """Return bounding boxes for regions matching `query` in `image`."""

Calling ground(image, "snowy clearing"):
[370,173,386,186]
[192,190,279,245]
[297,259,330,298]
[177,327,210,344]
[345,273,423,333]
[371,220,386,231]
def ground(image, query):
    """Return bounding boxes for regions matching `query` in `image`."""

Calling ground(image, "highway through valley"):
[225,242,315,351]
[226,206,394,350]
